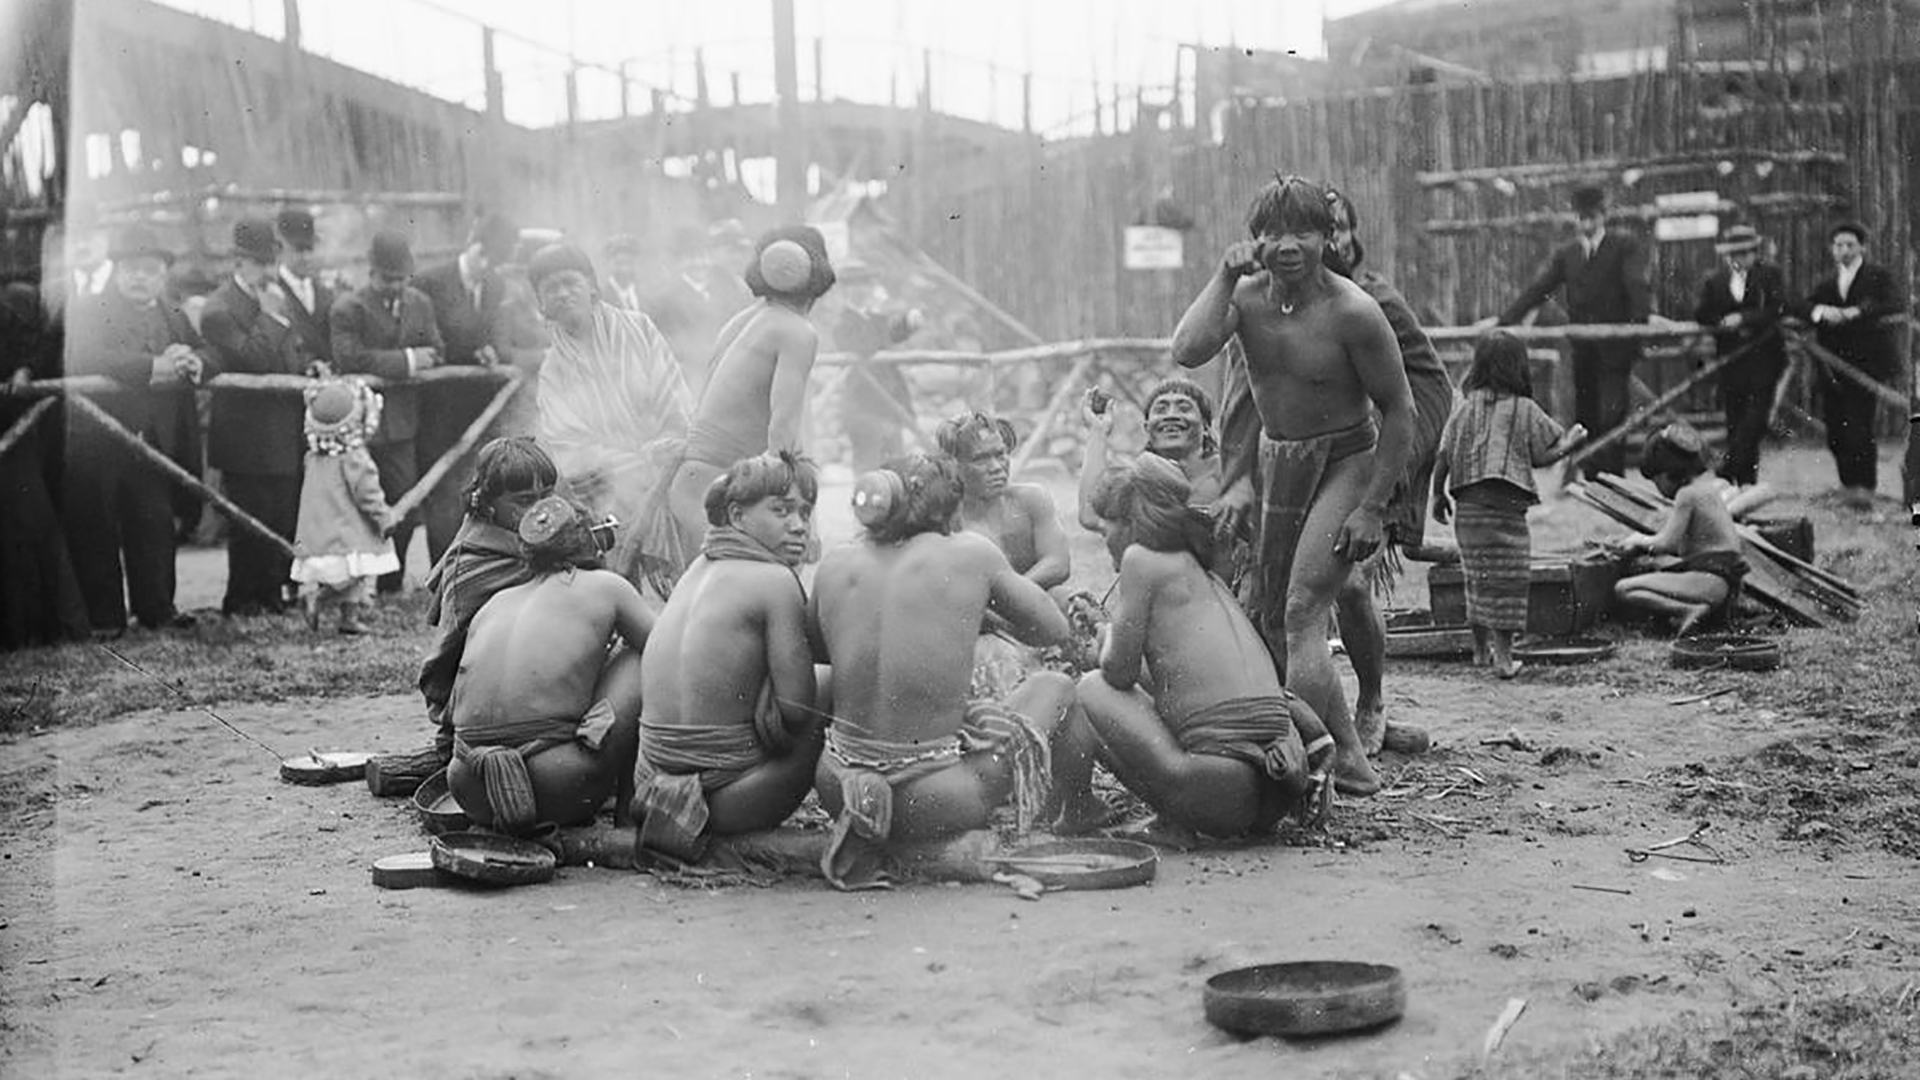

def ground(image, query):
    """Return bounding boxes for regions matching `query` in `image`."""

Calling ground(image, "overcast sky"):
[148,0,1400,133]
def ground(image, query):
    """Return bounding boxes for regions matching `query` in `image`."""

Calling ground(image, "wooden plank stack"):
[1570,475,1862,629]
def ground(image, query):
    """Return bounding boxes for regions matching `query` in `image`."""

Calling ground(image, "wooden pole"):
[0,397,56,461]
[65,392,297,559]
[1561,330,1770,473]
[1009,353,1099,477]
[1791,325,1910,411]
[388,372,524,524]
[772,0,805,214]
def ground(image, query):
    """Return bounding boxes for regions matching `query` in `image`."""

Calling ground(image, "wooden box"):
[1427,555,1620,636]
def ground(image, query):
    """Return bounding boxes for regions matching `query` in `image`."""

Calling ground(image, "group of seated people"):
[433,398,1337,889]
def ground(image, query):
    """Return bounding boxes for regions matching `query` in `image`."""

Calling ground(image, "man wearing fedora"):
[330,229,444,593]
[1497,184,1653,478]
[1693,224,1789,488]
[62,223,211,636]
[412,212,521,567]
[1794,220,1906,509]
[275,207,336,369]
[200,216,310,616]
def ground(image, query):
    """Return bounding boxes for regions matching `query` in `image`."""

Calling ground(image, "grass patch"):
[0,592,431,735]
[1475,984,1920,1079]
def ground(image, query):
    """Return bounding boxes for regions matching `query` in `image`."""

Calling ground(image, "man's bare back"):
[641,556,811,728]
[687,300,818,464]
[453,568,651,732]
[1109,547,1285,721]
[812,530,1066,746]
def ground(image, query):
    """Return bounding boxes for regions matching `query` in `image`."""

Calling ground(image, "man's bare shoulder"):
[1117,543,1184,585]
[1007,482,1060,515]
[946,528,1010,567]
[571,567,644,600]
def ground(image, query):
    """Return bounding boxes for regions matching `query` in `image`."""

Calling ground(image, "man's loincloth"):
[1167,694,1310,832]
[1247,418,1379,649]
[818,698,1051,890]
[631,684,789,861]
[1675,549,1749,616]
[450,699,619,833]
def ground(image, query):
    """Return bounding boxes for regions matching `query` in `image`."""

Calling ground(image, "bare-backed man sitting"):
[447,496,650,834]
[631,451,826,862]
[1053,456,1334,841]
[810,453,1077,889]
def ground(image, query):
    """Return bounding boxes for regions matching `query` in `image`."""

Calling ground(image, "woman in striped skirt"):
[1430,332,1587,677]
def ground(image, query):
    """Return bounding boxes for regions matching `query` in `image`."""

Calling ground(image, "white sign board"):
[1124,225,1184,270]
[1655,214,1720,242]
[1654,190,1722,213]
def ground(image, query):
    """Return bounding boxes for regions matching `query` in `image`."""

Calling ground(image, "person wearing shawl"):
[809,454,1076,889]
[529,242,693,595]
[629,451,826,863]
[446,496,650,834]
[1053,455,1335,842]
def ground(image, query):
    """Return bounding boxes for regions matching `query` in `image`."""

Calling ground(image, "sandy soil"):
[5,448,1918,1078]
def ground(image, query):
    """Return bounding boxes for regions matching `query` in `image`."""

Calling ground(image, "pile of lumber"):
[1570,475,1863,628]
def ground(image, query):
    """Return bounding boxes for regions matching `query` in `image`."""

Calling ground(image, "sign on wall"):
[1123,225,1183,270]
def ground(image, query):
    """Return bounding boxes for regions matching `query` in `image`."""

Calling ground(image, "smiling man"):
[935,411,1072,590]
[1171,174,1414,798]
[1078,377,1222,533]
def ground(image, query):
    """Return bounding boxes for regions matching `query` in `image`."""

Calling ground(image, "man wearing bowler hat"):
[1692,224,1789,488]
[275,207,336,368]
[1496,184,1653,478]
[412,212,522,566]
[330,229,444,593]
[200,216,311,616]
[62,223,212,635]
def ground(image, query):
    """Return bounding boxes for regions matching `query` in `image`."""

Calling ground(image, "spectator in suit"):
[329,230,444,593]
[1793,220,1907,508]
[62,224,213,636]
[413,212,521,566]
[276,208,335,369]
[1691,224,1789,488]
[200,216,312,616]
[1496,184,1653,478]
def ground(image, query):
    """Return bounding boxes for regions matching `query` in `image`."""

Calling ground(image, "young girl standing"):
[1430,331,1586,677]
[291,379,397,634]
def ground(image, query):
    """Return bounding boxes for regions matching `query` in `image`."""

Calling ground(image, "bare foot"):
[1331,746,1383,796]
[1353,700,1386,755]
[1674,603,1712,637]
[1112,815,1199,852]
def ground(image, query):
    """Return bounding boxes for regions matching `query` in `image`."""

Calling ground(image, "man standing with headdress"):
[1693,224,1789,489]
[1495,183,1652,479]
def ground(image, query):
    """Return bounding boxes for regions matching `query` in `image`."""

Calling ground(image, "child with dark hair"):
[1431,332,1587,677]
[631,450,825,861]
[1609,424,1748,635]
[290,379,397,635]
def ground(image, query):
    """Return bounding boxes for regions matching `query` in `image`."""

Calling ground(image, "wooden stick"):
[0,397,56,461]
[1561,330,1768,472]
[1570,884,1633,895]
[840,362,932,451]
[1791,327,1911,411]
[1482,997,1528,1060]
[388,371,523,524]
[65,393,297,559]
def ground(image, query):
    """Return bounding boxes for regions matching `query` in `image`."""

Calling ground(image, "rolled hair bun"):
[851,469,906,529]
[704,473,735,527]
[757,240,814,294]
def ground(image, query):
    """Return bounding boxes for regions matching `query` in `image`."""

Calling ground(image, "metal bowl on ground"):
[1670,633,1781,672]
[411,768,470,835]
[429,831,556,887]
[994,838,1157,891]
[1512,635,1618,665]
[1203,960,1407,1037]
[278,750,372,785]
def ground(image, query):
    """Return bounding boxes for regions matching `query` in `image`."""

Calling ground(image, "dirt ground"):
[3,445,1919,1079]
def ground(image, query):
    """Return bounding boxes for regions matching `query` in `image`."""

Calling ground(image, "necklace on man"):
[1269,280,1296,315]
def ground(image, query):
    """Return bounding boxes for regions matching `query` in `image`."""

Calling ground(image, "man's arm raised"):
[1337,293,1416,562]
[1171,240,1260,368]
[1097,545,1155,690]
